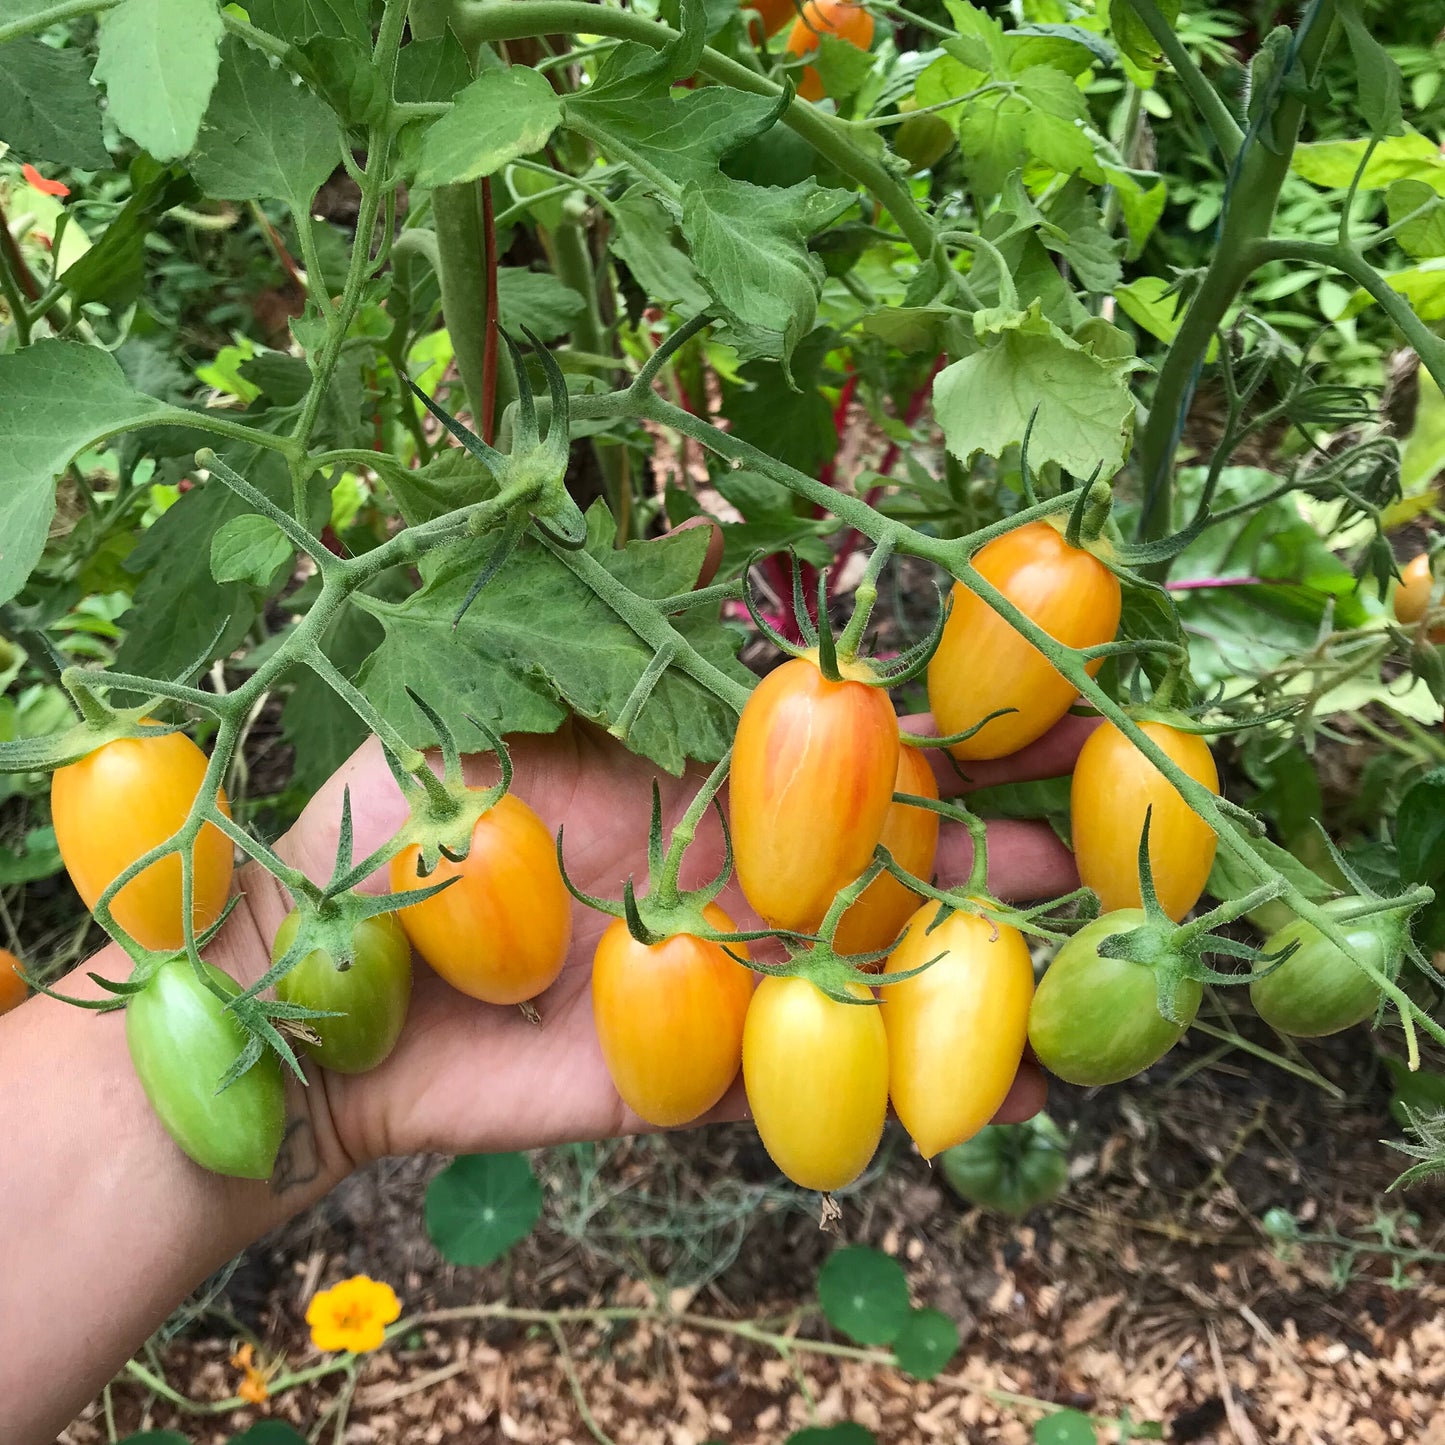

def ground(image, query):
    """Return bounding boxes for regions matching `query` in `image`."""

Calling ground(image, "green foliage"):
[817,1246,910,1345]
[425,1153,544,1267]
[1033,1412,1098,1445]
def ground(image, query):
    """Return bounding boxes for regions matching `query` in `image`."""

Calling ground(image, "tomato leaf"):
[0,341,170,607]
[1395,770,1445,886]
[892,1307,959,1381]
[415,67,562,187]
[189,37,339,211]
[93,0,224,160]
[0,37,110,168]
[1033,1411,1098,1445]
[425,1153,543,1267]
[817,1246,910,1346]
[1335,0,1404,140]
[210,514,293,588]
[244,0,370,47]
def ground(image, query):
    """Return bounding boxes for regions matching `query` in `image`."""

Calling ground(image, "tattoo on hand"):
[271,1117,320,1198]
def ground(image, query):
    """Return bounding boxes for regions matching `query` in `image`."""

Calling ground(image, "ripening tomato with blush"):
[786,0,876,102]
[927,520,1121,761]
[52,727,234,950]
[1394,553,1445,640]
[729,654,900,933]
[390,792,571,1005]
[0,949,27,1016]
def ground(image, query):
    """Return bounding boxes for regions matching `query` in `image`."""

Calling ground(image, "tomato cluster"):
[49,519,1405,1190]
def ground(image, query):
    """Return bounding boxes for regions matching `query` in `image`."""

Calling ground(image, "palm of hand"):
[249,717,1081,1169]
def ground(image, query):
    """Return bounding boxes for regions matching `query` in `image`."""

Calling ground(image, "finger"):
[901,712,1100,797]
[669,515,725,590]
[935,817,1079,902]
[990,1059,1047,1125]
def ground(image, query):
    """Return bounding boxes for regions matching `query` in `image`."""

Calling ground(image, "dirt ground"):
[58,1008,1445,1445]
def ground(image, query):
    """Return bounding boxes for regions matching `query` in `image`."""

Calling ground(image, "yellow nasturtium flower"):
[305,1275,402,1354]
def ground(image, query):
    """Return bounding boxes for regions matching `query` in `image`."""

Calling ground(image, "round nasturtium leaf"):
[892,1306,959,1381]
[1033,1409,1099,1445]
[785,1425,877,1445]
[424,1152,543,1267]
[817,1245,910,1346]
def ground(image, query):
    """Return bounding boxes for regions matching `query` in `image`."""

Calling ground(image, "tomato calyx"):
[561,752,785,951]
[741,543,944,688]
[403,331,587,629]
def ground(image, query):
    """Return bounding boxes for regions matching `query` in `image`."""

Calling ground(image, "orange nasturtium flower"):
[229,1342,273,1404]
[21,164,69,198]
[305,1275,402,1354]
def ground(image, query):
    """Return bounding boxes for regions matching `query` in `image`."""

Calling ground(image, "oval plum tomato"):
[730,656,900,933]
[1028,910,1201,1086]
[833,744,940,956]
[1251,898,1404,1038]
[0,948,27,1016]
[1071,719,1219,921]
[786,0,875,102]
[939,1113,1069,1217]
[126,955,285,1179]
[591,904,755,1127]
[927,520,1121,762]
[748,0,800,40]
[52,728,234,950]
[389,792,571,1006]
[742,975,887,1191]
[880,905,1033,1158]
[273,909,413,1074]
[1394,553,1444,639]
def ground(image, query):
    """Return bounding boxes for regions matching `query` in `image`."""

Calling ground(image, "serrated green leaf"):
[1396,770,1445,885]
[1292,132,1445,193]
[496,268,585,343]
[817,1246,910,1346]
[1336,0,1403,140]
[425,1153,542,1267]
[93,0,224,161]
[210,514,292,587]
[892,1307,959,1380]
[416,67,561,187]
[1107,0,1178,70]
[1387,180,1445,260]
[933,302,1136,478]
[353,504,749,774]
[244,0,369,45]
[189,37,339,210]
[0,825,62,884]
[0,37,110,168]
[612,186,713,315]
[810,32,876,100]
[681,173,853,372]
[1115,275,1218,360]
[395,30,472,104]
[0,342,170,607]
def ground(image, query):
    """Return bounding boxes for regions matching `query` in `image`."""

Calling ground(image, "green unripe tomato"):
[126,955,286,1180]
[1028,910,1203,1087]
[939,1114,1069,1217]
[1251,898,1403,1038]
[273,909,413,1074]
[892,102,955,172]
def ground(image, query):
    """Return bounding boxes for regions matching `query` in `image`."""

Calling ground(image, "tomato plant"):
[273,908,413,1074]
[730,655,899,933]
[1252,899,1406,1038]
[125,956,286,1180]
[742,976,887,1192]
[833,744,940,957]
[1029,911,1203,1088]
[390,792,571,1007]
[927,523,1122,762]
[591,905,754,1128]
[1071,720,1219,921]
[51,730,233,951]
[880,904,1033,1159]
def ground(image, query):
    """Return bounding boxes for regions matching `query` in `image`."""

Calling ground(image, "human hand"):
[240,712,1094,1185]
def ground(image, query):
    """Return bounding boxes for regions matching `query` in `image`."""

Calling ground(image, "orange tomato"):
[749,0,800,40]
[591,904,755,1127]
[881,905,1034,1158]
[1395,553,1445,640]
[1071,719,1219,921]
[0,948,27,1016]
[833,743,940,956]
[927,520,1121,762]
[52,729,234,950]
[730,655,900,933]
[786,0,875,102]
[390,792,571,1005]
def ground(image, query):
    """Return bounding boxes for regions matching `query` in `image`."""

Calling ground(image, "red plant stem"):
[831,354,945,581]
[0,197,40,302]
[1164,576,1270,590]
[256,208,306,296]
[481,176,500,446]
